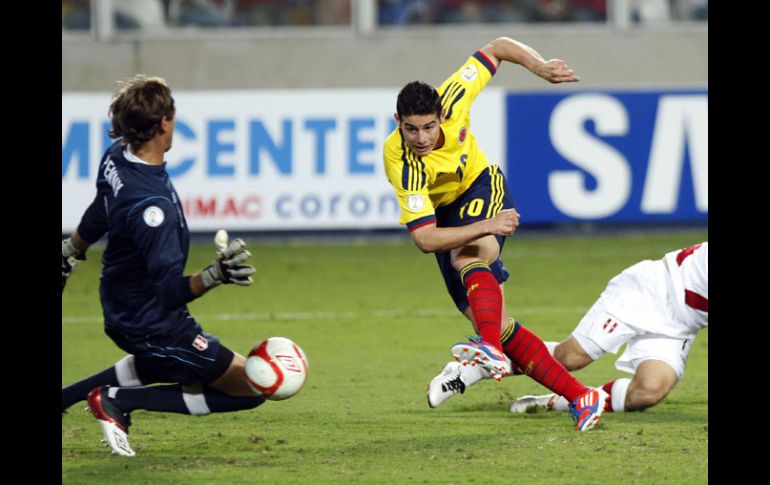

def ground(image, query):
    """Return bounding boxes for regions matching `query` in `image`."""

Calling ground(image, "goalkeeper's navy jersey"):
[77,140,195,337]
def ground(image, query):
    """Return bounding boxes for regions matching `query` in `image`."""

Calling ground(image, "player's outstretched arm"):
[190,230,256,296]
[480,36,580,84]
[410,209,520,253]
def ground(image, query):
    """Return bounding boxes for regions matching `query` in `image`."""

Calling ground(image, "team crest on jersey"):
[192,334,209,351]
[458,126,467,145]
[406,194,424,212]
[461,64,478,81]
[143,206,165,227]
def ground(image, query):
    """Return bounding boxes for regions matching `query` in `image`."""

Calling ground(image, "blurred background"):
[62,0,707,236]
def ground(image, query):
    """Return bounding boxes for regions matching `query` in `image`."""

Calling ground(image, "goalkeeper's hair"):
[109,74,176,151]
[396,81,441,118]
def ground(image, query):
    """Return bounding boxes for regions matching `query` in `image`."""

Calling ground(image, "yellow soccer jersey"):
[383,50,498,230]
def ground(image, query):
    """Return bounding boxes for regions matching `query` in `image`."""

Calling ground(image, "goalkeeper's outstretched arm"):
[62,231,93,291]
[189,230,256,297]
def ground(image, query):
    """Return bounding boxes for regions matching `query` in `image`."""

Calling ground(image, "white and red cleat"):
[86,387,135,457]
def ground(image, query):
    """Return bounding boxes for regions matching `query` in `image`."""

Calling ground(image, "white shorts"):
[572,299,693,379]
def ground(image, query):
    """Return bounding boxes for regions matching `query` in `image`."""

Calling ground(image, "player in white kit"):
[428,242,707,415]
[508,242,708,414]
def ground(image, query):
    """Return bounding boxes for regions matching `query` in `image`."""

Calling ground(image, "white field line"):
[62,305,588,325]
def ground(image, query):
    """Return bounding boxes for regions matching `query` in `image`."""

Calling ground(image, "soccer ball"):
[245,337,308,401]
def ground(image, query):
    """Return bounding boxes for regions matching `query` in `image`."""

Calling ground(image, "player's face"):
[161,115,175,152]
[398,113,443,156]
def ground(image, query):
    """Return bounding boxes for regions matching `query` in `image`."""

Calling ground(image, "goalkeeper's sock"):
[111,384,264,416]
[62,368,117,412]
[501,320,588,403]
[461,262,503,352]
[602,378,631,412]
[61,355,145,412]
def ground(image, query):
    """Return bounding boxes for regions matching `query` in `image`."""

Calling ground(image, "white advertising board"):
[62,89,504,232]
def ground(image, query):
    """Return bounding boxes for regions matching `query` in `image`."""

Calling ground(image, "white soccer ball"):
[245,337,308,401]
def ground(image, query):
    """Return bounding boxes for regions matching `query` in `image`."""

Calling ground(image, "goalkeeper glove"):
[200,230,255,289]
[62,237,85,291]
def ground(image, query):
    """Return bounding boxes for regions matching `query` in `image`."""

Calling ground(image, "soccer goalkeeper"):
[61,75,263,457]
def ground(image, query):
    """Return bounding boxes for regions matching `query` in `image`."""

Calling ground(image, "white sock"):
[544,341,558,355]
[609,378,631,412]
[114,355,141,387]
[182,383,211,416]
[550,395,570,411]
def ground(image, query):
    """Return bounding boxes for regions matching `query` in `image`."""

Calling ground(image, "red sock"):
[502,321,587,402]
[601,380,615,412]
[461,263,502,352]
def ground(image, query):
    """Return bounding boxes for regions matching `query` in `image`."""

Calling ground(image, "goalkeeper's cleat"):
[427,362,466,408]
[450,340,511,381]
[509,393,562,413]
[569,388,608,432]
[86,387,135,457]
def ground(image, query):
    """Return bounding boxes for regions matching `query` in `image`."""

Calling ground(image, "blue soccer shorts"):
[433,165,517,313]
[106,319,234,386]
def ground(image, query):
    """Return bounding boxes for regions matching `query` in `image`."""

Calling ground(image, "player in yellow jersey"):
[383,36,607,431]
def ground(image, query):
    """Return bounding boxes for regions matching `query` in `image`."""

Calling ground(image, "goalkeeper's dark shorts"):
[105,320,234,385]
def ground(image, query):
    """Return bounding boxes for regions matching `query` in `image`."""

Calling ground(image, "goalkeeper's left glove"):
[62,237,85,291]
[200,231,255,289]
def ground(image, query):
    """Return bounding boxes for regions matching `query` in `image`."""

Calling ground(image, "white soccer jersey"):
[663,242,708,333]
[599,242,708,339]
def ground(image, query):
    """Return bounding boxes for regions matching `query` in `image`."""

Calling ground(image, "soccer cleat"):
[509,393,560,414]
[86,387,135,457]
[427,362,466,408]
[450,340,511,381]
[569,387,609,432]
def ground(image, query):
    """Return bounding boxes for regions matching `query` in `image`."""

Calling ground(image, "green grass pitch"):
[62,230,707,483]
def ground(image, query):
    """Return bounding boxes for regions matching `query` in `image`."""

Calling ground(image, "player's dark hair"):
[396,81,441,118]
[109,74,176,150]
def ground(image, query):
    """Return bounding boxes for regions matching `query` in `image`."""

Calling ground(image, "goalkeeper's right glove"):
[62,237,85,291]
[200,231,255,289]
